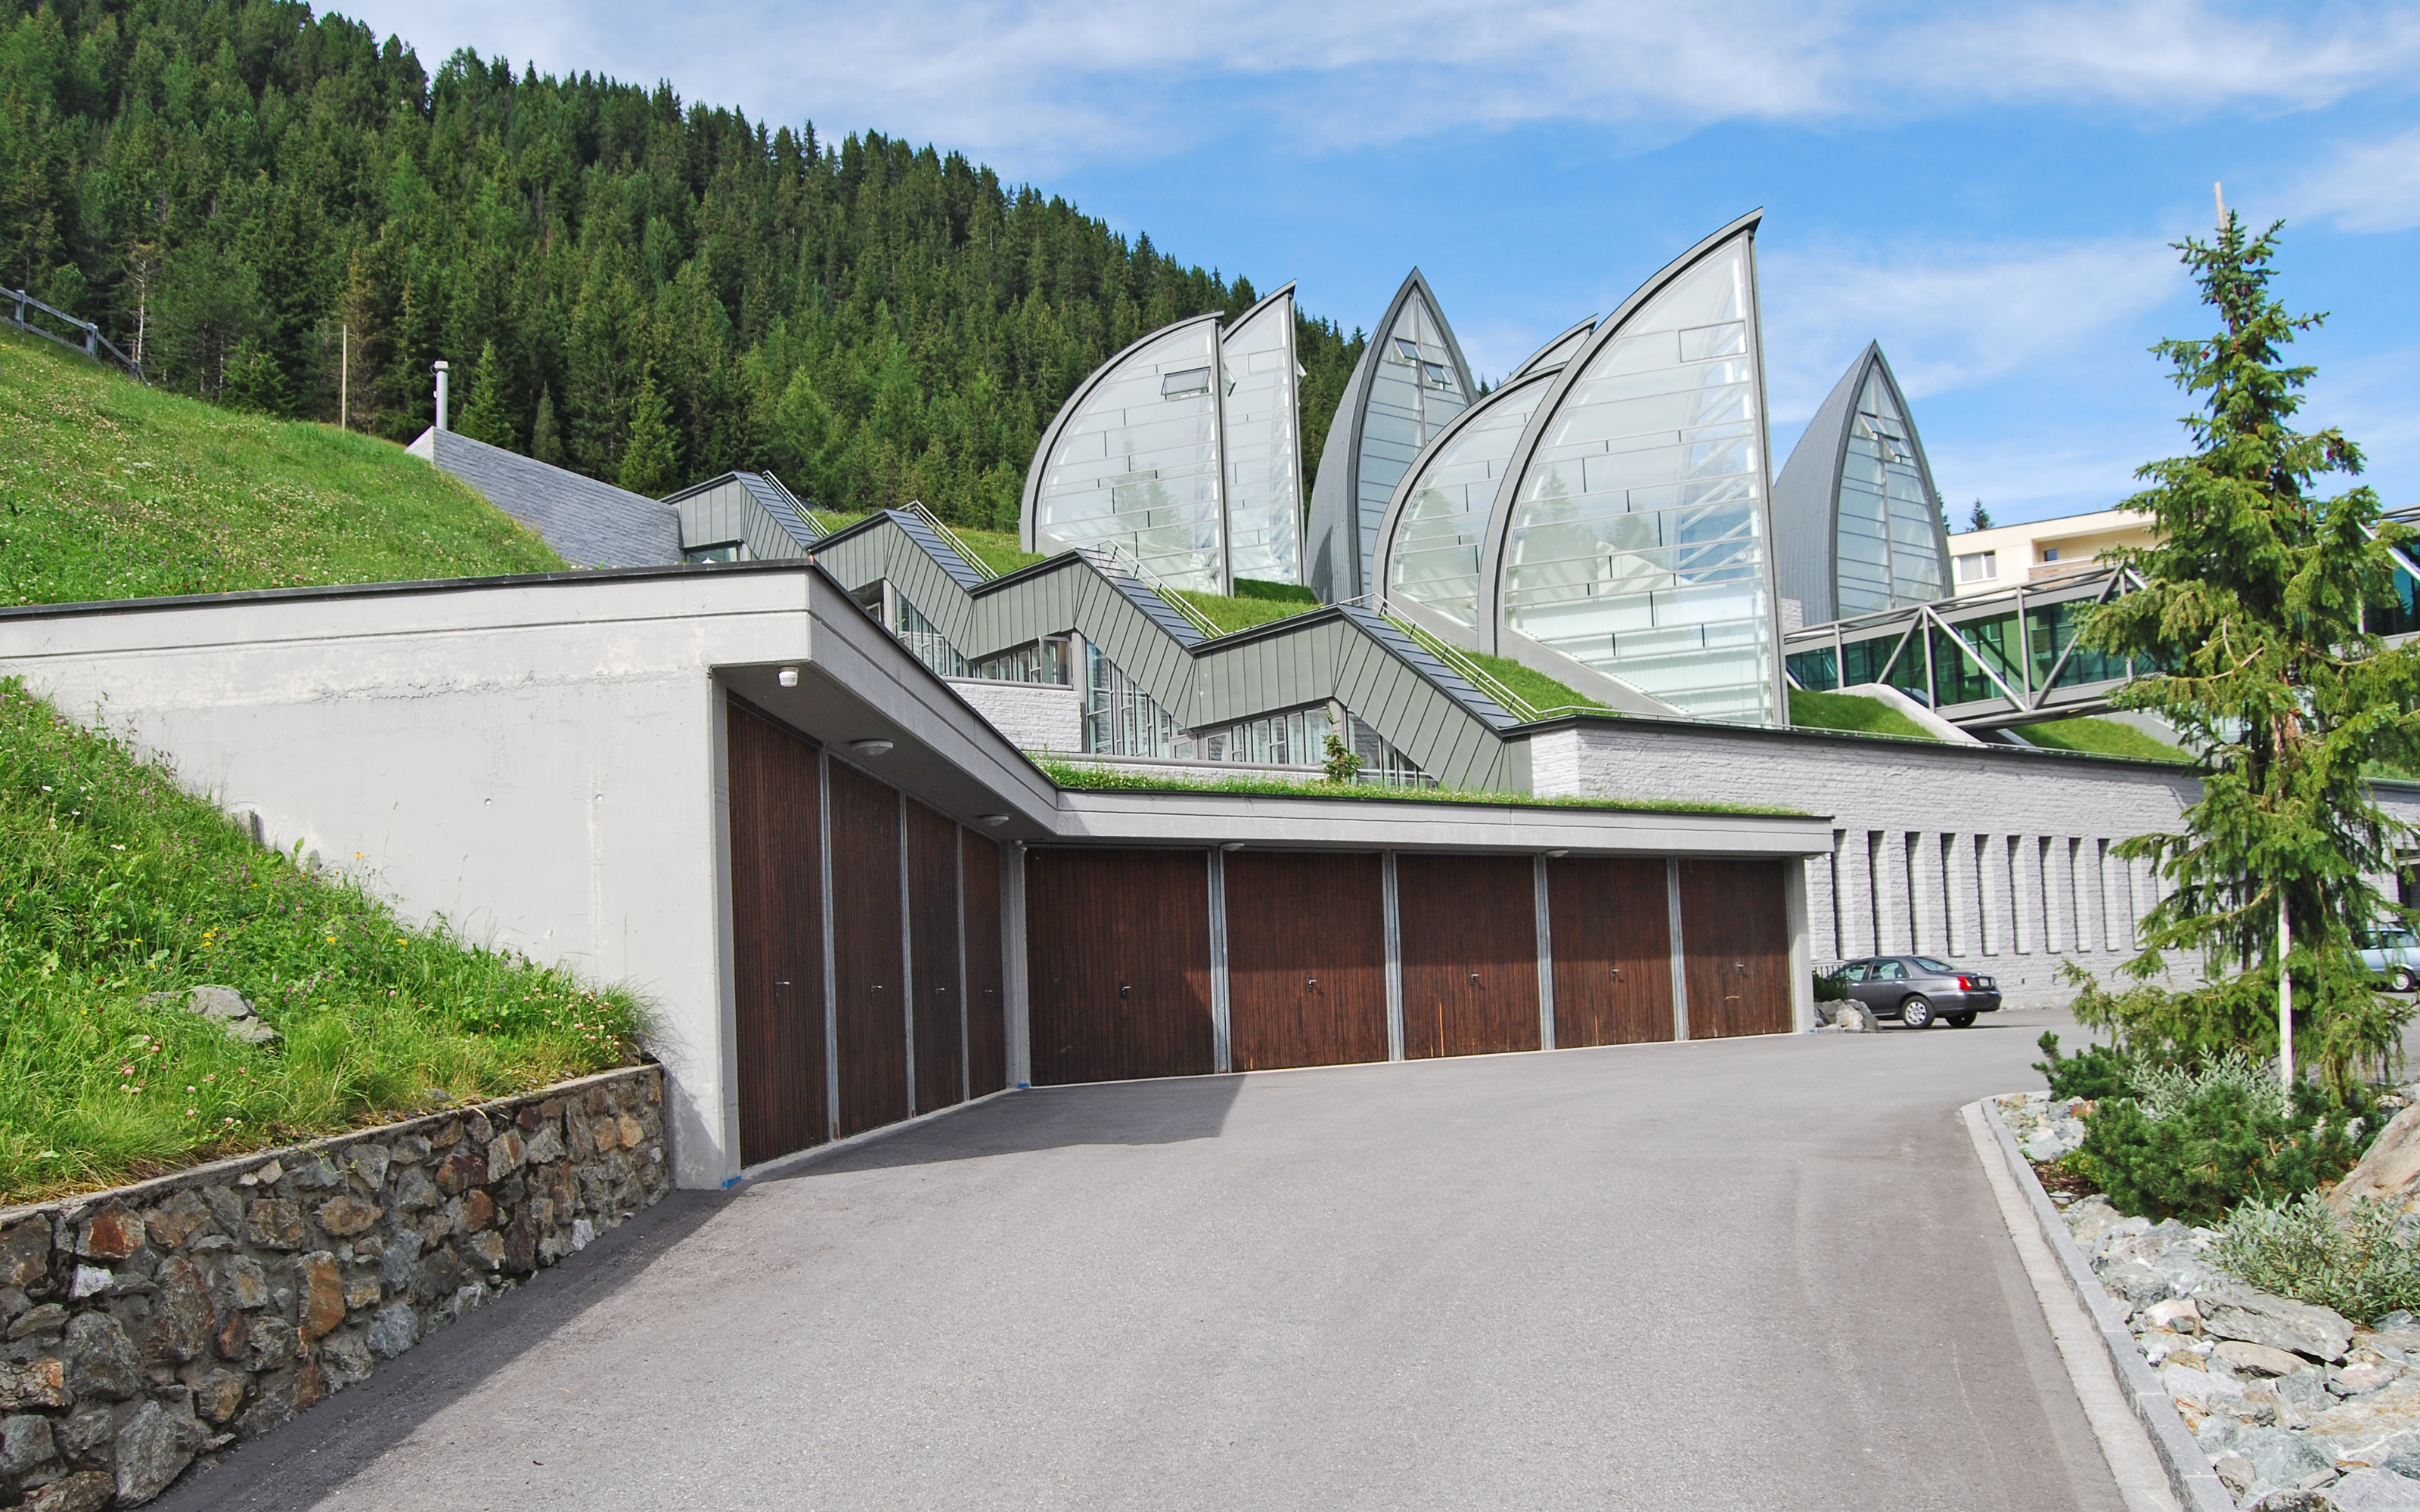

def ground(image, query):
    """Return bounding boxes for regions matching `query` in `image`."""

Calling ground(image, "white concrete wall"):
[949,678,1081,754]
[0,575,824,1190]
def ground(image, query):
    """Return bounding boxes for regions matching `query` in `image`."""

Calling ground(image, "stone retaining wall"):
[0,1065,669,1509]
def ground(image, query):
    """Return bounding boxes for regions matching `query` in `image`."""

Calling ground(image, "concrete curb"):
[1978,1097,2235,1512]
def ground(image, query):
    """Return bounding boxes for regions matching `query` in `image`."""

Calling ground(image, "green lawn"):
[1789,688,1942,740]
[1459,650,1606,715]
[0,328,562,606]
[2017,716,2192,762]
[0,682,644,1205]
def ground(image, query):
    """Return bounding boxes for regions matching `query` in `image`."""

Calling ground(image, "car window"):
[1838,961,1870,982]
[1875,960,1907,981]
[1913,957,1954,974]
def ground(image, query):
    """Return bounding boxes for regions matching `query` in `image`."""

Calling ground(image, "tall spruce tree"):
[2083,215,2420,1089]
[454,341,513,448]
[619,376,678,496]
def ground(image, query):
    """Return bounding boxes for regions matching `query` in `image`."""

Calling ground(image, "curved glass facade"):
[1220,287,1302,584]
[1833,367,1944,617]
[1384,370,1556,631]
[1357,292,1471,591]
[1509,318,1596,382]
[1026,316,1224,590]
[1497,231,1776,725]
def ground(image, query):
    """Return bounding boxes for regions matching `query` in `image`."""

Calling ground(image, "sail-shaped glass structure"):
[1305,271,1475,603]
[1475,212,1780,725]
[1379,368,1561,632]
[1020,296,1306,594]
[1770,343,1948,626]
[1219,286,1303,584]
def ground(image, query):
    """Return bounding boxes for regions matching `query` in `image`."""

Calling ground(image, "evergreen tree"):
[1969,501,1993,531]
[455,341,513,448]
[619,375,678,496]
[2082,215,2420,1090]
[531,386,565,467]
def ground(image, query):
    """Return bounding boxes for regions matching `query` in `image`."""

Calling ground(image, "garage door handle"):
[1734,962,1746,974]
[1468,972,1480,984]
[1120,984,1131,998]
[1609,966,1620,979]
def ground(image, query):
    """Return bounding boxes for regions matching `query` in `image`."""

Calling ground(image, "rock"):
[216,1255,269,1312]
[242,1317,297,1374]
[433,1151,486,1197]
[616,1114,644,1150]
[287,1157,343,1191]
[2100,1259,2171,1310]
[244,1198,302,1250]
[237,1160,281,1188]
[144,1256,213,1364]
[315,1194,381,1238]
[62,1313,141,1401]
[2140,1328,2196,1365]
[457,1190,495,1232]
[297,1253,345,1339]
[21,1470,113,1512]
[166,984,281,1047]
[52,1405,111,1464]
[8,1304,66,1341]
[2225,1341,2319,1377]
[2341,1361,2409,1396]
[2164,1361,2251,1412]
[1,1411,58,1478]
[66,1266,110,1300]
[318,1328,373,1389]
[2065,1194,2123,1244]
[2215,1452,2257,1494]
[522,1123,565,1165]
[2336,1106,2420,1214]
[2146,1297,2204,1334]
[2203,1282,2357,1362]
[191,1367,247,1424]
[0,1359,68,1411]
[113,1398,205,1504]
[2220,1424,2339,1499]
[2333,1468,2420,1510]
[0,1224,49,1290]
[348,1144,391,1190]
[2251,1494,2339,1510]
[365,1301,418,1359]
[74,1207,144,1260]
[2274,1369,2335,1410]
[144,1191,216,1251]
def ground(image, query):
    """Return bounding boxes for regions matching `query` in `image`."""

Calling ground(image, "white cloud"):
[2292,125,2420,233]
[1758,237,2189,421]
[342,0,2420,168]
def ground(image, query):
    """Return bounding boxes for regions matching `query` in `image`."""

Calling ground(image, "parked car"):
[1833,956,2003,1028]
[2358,928,2420,992]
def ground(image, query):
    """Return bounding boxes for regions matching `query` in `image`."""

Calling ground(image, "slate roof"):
[408,429,681,568]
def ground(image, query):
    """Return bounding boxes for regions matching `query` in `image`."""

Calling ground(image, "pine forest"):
[0,0,1369,525]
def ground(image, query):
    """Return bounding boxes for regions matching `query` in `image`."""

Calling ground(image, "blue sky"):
[345,0,2420,527]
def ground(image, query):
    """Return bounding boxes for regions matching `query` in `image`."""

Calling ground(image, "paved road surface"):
[161,1009,2123,1510]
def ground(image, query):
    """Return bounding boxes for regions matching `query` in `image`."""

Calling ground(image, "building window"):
[1954,550,1997,584]
[684,542,743,563]
[893,590,968,679]
[1199,705,1332,770]
[1160,367,1211,399]
[1085,643,1182,758]
[967,636,1069,686]
[2041,547,2060,562]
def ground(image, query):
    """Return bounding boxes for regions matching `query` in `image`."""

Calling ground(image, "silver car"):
[1835,955,2003,1029]
[2359,928,2420,992]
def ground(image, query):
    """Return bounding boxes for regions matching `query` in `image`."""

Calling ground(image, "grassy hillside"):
[0,330,562,606]
[1789,689,1941,740]
[0,681,642,1204]
[2018,716,2192,763]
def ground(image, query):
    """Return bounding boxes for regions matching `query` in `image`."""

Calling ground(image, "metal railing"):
[3,287,143,383]
[1078,540,1225,639]
[901,499,999,581]
[1373,603,1552,722]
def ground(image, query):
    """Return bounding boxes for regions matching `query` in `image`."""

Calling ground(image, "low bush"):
[2034,1030,2134,1100]
[2216,1193,2420,1323]
[1813,970,1849,1003]
[2074,1076,2371,1225]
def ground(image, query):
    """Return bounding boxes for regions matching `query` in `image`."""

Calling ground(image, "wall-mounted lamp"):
[1545,849,1569,858]
[979,813,1010,828]
[777,667,800,687]
[849,739,895,758]
[1220,841,1246,852]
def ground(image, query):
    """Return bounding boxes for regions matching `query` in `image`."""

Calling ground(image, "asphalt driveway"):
[160,1009,2124,1510]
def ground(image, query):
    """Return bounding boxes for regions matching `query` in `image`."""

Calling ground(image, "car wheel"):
[1947,1013,1976,1028]
[1900,996,1935,1029]
[2396,968,2417,993]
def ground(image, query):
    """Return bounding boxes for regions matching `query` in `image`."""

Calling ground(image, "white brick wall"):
[1528,724,2420,1008]
[951,679,1082,754]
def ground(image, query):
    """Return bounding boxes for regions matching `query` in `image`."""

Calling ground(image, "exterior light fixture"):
[1221,841,1246,852]
[979,813,1010,828]
[1546,849,1569,858]
[777,667,799,687]
[849,739,894,758]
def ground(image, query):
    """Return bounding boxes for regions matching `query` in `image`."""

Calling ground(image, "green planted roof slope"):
[2018,716,2192,763]
[0,681,643,1205]
[0,330,562,606]
[1788,688,1941,741]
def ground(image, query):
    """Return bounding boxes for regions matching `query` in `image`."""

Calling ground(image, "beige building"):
[1944,507,2155,596]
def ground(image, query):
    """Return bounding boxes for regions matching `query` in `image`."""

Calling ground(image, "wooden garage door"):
[727,701,827,1166]
[1224,851,1388,1071]
[1397,854,1540,1059]
[1678,859,1793,1039]
[908,801,964,1114]
[1549,857,1674,1047]
[963,832,1006,1096]
[1025,848,1214,1086]
[831,762,909,1134]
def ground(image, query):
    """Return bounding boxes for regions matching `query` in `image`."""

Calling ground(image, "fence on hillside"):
[2,287,144,383]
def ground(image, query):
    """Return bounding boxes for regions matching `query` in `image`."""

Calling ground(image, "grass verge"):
[0,327,562,606]
[0,681,644,1206]
[1788,688,1941,740]
[1035,757,1804,816]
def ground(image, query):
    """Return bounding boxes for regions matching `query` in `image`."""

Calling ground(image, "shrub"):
[2216,1193,2420,1322]
[2034,1031,2134,1100]
[2075,1077,2370,1225]
[1813,970,1849,1003]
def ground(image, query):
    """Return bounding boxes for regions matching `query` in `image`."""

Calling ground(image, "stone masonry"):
[0,1066,668,1509]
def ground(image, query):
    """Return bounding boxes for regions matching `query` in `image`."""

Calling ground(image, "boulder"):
[144,984,281,1047]
[2224,1340,2319,1377]
[2201,1282,2357,1362]
[22,1472,113,1512]
[2336,1105,2420,1214]
[2334,1470,2420,1510]
[2145,1297,2204,1334]
[113,1399,206,1504]
[2211,1423,2337,1500]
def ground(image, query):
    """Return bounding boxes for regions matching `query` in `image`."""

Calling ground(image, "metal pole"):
[340,326,349,432]
[2278,890,2294,1092]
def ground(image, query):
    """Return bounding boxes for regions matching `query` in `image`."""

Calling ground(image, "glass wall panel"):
[1841,631,1901,687]
[894,590,968,678]
[1930,625,1997,707]
[1085,642,1184,757]
[1886,634,1932,705]
[1357,294,1469,596]
[1832,370,1944,615]
[1500,240,1776,724]
[1221,293,1302,584]
[1033,320,1224,592]
[1385,373,1553,628]
[2370,554,2420,639]
[1786,646,1840,691]
[2026,600,2130,689]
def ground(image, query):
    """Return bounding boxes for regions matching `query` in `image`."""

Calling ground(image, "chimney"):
[433,360,451,432]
